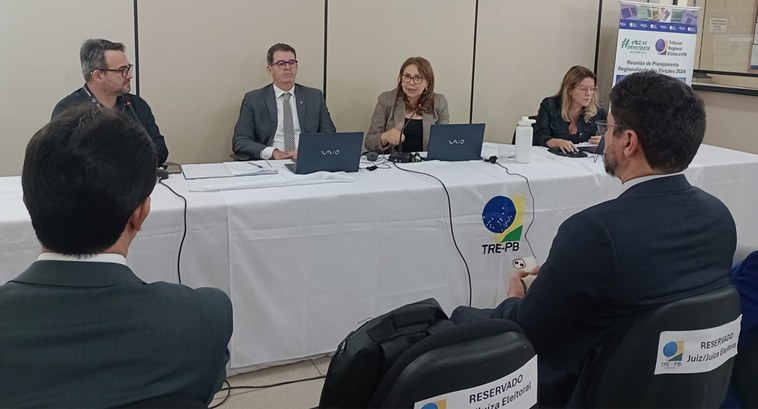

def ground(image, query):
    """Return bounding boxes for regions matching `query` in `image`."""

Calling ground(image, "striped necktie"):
[282,92,295,152]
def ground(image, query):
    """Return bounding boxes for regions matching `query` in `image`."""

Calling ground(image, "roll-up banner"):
[613,1,700,85]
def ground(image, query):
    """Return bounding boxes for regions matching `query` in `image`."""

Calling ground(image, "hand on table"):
[547,138,577,154]
[507,264,540,299]
[272,149,297,160]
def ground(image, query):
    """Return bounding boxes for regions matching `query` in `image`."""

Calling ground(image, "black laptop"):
[426,123,486,161]
[285,132,363,174]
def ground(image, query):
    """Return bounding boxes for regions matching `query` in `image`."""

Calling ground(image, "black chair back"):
[732,333,758,407]
[582,285,741,408]
[511,115,538,145]
[369,319,536,409]
[116,395,207,408]
[730,248,758,407]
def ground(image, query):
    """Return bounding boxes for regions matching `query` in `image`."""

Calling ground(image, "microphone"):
[124,98,144,129]
[389,102,423,163]
[125,97,163,169]
[156,168,169,180]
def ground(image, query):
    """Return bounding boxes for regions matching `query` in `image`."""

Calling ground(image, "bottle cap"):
[518,116,536,126]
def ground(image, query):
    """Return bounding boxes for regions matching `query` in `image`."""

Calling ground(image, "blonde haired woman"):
[535,65,607,153]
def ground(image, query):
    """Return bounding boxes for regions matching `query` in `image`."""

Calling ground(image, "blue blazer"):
[452,175,736,405]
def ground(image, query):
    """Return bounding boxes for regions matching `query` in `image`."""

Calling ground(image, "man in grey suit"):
[0,106,232,407]
[232,43,336,160]
[451,71,736,407]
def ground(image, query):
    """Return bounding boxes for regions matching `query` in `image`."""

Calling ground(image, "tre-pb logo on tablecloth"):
[481,196,525,255]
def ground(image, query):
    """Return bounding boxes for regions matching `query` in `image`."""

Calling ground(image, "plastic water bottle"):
[515,116,536,163]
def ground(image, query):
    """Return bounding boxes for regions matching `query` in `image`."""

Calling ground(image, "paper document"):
[182,162,277,180]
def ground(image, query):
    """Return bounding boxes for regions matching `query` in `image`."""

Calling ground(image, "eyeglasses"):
[574,86,598,94]
[401,74,425,84]
[270,59,298,69]
[95,64,133,78]
[596,120,624,136]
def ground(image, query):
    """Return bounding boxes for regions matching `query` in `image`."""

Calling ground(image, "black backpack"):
[318,298,453,408]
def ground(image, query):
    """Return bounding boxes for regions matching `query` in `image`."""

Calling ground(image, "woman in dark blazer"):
[365,56,449,153]
[535,65,607,153]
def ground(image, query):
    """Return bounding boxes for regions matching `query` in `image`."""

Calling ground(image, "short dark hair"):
[80,39,126,82]
[610,71,705,172]
[266,43,296,65]
[22,105,157,255]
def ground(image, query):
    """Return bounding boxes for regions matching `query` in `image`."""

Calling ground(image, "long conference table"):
[1,143,757,373]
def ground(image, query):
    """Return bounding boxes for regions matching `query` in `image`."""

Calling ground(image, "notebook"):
[426,123,486,161]
[182,162,276,179]
[285,132,363,174]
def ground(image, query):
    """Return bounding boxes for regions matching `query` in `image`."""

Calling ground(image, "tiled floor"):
[209,356,331,409]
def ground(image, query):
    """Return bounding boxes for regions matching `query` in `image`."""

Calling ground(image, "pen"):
[247,161,264,169]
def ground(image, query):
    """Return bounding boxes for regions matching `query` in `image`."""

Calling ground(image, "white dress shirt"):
[621,172,682,193]
[37,252,128,265]
[260,84,302,159]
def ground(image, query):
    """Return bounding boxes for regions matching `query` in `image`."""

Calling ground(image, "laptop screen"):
[426,123,486,161]
[289,132,363,174]
[578,136,606,155]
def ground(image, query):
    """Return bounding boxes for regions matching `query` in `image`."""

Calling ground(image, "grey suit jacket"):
[232,83,336,159]
[0,260,233,407]
[364,89,449,152]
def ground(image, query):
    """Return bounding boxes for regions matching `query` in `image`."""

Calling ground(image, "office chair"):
[581,285,741,408]
[367,319,536,409]
[731,338,758,408]
[729,248,758,408]
[116,394,206,408]
[510,115,538,145]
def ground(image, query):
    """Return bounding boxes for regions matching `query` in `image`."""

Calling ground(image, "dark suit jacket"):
[52,86,169,165]
[231,83,336,160]
[452,175,735,403]
[0,260,233,407]
[534,95,607,146]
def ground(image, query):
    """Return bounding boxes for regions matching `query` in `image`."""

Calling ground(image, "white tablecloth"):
[1,144,757,372]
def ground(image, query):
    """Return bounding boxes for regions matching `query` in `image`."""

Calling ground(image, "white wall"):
[326,0,476,136]
[597,0,758,155]
[3,0,755,176]
[698,91,758,154]
[0,0,603,175]
[0,0,134,176]
[137,0,326,165]
[473,0,600,143]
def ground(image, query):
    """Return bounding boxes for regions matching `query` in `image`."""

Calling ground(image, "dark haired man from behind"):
[52,38,169,164]
[451,71,736,407]
[0,106,232,407]
[232,42,336,160]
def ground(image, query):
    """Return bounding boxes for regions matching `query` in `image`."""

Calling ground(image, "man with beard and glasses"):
[232,42,335,161]
[450,71,736,407]
[52,39,169,165]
